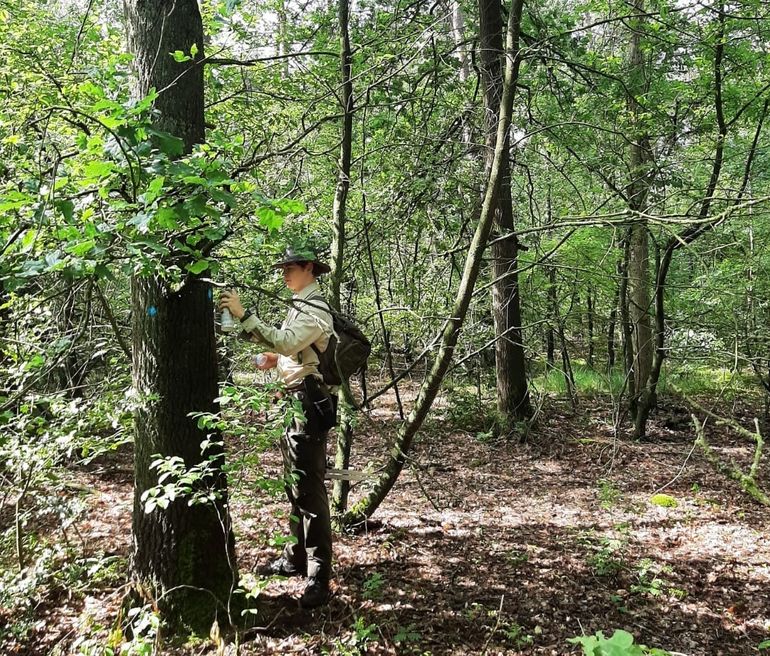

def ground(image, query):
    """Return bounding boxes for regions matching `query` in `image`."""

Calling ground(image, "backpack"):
[307,295,371,387]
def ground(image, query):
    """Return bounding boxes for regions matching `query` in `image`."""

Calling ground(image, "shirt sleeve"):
[240,303,331,357]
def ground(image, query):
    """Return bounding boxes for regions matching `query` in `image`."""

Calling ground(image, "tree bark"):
[624,0,654,419]
[343,0,526,527]
[479,0,531,429]
[124,0,236,630]
[330,0,356,516]
[633,5,759,438]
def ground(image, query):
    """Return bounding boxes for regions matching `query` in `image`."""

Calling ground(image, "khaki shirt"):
[239,281,332,387]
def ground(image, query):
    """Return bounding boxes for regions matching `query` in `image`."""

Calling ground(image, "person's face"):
[280,262,315,292]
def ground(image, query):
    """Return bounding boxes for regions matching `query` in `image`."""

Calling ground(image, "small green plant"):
[327,616,379,656]
[446,387,497,434]
[598,479,621,508]
[758,639,770,651]
[393,623,420,645]
[568,629,671,655]
[506,548,529,567]
[108,605,162,656]
[587,535,627,577]
[502,620,534,648]
[362,571,385,600]
[630,559,685,599]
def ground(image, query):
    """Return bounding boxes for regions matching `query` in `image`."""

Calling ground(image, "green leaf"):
[256,206,283,231]
[148,129,185,157]
[155,206,180,230]
[55,199,74,222]
[83,160,115,179]
[186,259,209,274]
[190,42,199,57]
[171,50,190,62]
[144,176,165,203]
[67,239,96,257]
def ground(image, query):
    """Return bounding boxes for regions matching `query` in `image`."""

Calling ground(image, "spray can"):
[220,307,236,332]
[253,353,267,367]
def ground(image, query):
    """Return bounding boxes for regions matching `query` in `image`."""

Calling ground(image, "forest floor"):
[2,385,769,656]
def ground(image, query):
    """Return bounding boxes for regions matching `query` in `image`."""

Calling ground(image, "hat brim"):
[272,257,331,275]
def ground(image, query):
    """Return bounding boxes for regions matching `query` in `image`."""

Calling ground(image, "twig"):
[409,463,442,513]
[480,595,505,656]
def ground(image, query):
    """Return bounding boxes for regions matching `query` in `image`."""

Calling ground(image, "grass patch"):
[532,362,758,400]
[533,364,627,397]
[657,365,754,398]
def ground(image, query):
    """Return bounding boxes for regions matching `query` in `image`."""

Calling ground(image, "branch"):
[94,283,131,361]
[206,51,339,66]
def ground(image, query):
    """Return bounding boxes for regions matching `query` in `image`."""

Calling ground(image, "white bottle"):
[220,307,236,332]
[253,353,267,367]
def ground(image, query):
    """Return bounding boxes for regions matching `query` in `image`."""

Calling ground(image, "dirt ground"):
[3,388,769,655]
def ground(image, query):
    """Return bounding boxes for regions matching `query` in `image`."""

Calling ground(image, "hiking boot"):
[299,578,330,609]
[258,556,305,578]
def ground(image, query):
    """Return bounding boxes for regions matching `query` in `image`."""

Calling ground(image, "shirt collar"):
[294,280,320,301]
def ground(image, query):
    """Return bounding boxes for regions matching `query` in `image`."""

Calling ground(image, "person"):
[219,245,335,609]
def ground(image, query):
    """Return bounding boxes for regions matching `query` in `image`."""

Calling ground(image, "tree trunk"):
[634,6,755,438]
[343,0,525,527]
[546,265,557,368]
[124,0,236,630]
[451,1,470,83]
[479,0,530,429]
[607,259,621,372]
[330,0,356,516]
[624,0,654,419]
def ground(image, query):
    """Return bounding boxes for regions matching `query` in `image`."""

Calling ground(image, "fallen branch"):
[690,412,768,507]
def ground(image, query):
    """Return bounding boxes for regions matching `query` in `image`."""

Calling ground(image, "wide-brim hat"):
[272,246,331,275]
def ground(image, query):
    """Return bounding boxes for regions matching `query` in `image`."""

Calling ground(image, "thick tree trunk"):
[124,0,236,630]
[343,0,525,527]
[479,0,530,429]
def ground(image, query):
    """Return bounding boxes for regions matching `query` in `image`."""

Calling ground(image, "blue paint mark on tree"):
[147,306,158,317]
[208,288,213,300]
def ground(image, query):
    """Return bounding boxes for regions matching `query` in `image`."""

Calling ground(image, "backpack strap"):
[306,293,331,359]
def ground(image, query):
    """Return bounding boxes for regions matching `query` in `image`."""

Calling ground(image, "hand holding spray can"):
[220,287,236,333]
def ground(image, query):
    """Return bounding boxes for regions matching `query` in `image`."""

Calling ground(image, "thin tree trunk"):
[451,1,470,83]
[607,259,621,372]
[124,0,236,629]
[330,0,355,515]
[587,284,595,368]
[634,6,760,438]
[624,0,654,418]
[479,0,530,429]
[546,265,557,368]
[343,0,526,527]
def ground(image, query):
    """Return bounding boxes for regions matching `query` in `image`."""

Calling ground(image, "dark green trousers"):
[280,401,332,581]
